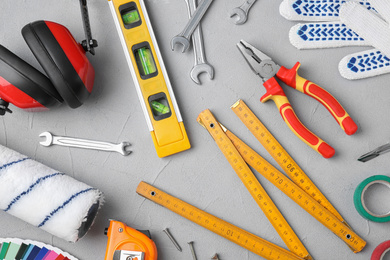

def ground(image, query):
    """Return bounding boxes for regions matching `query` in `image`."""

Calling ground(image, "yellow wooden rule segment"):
[224,128,366,252]
[198,110,311,259]
[229,100,366,252]
[231,100,344,223]
[137,182,305,260]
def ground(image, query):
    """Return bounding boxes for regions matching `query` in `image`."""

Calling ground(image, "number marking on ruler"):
[197,108,366,253]
[228,100,366,252]
[231,100,344,222]
[198,110,310,259]
[225,128,366,252]
[137,182,305,260]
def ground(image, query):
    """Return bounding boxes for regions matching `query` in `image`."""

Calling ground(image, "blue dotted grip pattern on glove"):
[347,51,390,73]
[291,0,372,18]
[340,49,390,79]
[297,23,363,42]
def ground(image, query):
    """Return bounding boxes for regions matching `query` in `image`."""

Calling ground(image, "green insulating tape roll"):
[354,175,390,222]
[151,101,170,114]
[138,48,157,76]
[122,10,140,25]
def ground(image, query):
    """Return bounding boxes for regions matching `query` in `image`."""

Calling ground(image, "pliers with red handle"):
[237,40,358,158]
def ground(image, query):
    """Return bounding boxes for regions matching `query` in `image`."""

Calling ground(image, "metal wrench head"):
[171,36,191,53]
[230,7,247,25]
[39,131,54,146]
[119,142,132,156]
[190,63,215,84]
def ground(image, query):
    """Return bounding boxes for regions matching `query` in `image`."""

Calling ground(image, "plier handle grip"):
[237,40,358,158]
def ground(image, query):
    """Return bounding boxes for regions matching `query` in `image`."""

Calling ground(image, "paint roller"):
[0,144,104,243]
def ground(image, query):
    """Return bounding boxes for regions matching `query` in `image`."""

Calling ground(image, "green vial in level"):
[151,101,170,114]
[122,9,140,25]
[137,47,157,76]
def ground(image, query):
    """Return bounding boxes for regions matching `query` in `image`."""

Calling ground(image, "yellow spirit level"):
[108,0,191,157]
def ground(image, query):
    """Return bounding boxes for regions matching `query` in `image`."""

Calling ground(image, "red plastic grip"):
[318,143,336,159]
[308,83,345,117]
[261,77,335,158]
[282,105,335,158]
[276,62,358,136]
[283,105,319,146]
[276,62,300,88]
[342,117,358,135]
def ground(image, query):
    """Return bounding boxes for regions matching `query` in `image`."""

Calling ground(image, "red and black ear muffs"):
[0,21,94,114]
[0,1,97,115]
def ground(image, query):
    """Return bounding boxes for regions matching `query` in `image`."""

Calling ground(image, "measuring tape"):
[197,107,366,254]
[231,100,345,223]
[354,175,390,222]
[198,112,310,259]
[108,0,190,157]
[137,182,305,260]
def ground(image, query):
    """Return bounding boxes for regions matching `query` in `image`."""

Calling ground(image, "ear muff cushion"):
[0,45,63,108]
[22,21,92,109]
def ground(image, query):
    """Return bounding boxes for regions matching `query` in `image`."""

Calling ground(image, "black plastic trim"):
[132,41,158,80]
[148,92,172,121]
[0,45,62,108]
[22,21,90,108]
[119,2,142,29]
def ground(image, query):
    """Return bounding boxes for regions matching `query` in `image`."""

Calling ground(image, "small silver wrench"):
[230,0,257,25]
[171,0,214,53]
[39,132,131,156]
[185,0,214,84]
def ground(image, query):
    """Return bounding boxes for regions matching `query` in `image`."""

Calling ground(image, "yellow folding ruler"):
[108,0,190,157]
[137,182,305,260]
[196,101,366,254]
[231,100,344,221]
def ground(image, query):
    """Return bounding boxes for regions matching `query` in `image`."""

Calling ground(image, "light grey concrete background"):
[1,0,390,259]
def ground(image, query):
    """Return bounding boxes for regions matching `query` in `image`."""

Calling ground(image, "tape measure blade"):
[231,100,345,222]
[136,182,305,260]
[198,110,310,258]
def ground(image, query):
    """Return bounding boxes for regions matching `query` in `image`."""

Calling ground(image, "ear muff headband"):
[22,21,92,109]
[0,45,62,109]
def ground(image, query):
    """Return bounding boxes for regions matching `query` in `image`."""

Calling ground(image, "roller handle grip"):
[261,77,335,158]
[277,62,358,135]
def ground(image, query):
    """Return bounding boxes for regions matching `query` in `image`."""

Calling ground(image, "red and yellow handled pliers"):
[237,40,358,158]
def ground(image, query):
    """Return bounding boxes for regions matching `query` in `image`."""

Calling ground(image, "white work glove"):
[280,0,390,80]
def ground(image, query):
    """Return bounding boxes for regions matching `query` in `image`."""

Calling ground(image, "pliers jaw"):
[237,40,281,82]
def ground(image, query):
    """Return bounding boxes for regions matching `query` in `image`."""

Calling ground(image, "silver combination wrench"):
[171,0,214,53]
[185,0,214,84]
[230,0,257,25]
[39,132,131,156]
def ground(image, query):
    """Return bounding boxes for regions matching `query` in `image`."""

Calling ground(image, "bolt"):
[211,253,220,260]
[163,228,182,252]
[188,241,198,260]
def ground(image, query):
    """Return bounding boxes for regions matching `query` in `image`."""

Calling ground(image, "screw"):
[163,228,182,252]
[211,253,220,260]
[188,241,198,260]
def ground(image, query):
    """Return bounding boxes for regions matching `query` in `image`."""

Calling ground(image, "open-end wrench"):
[185,0,214,84]
[230,0,257,25]
[39,131,131,156]
[171,0,214,53]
